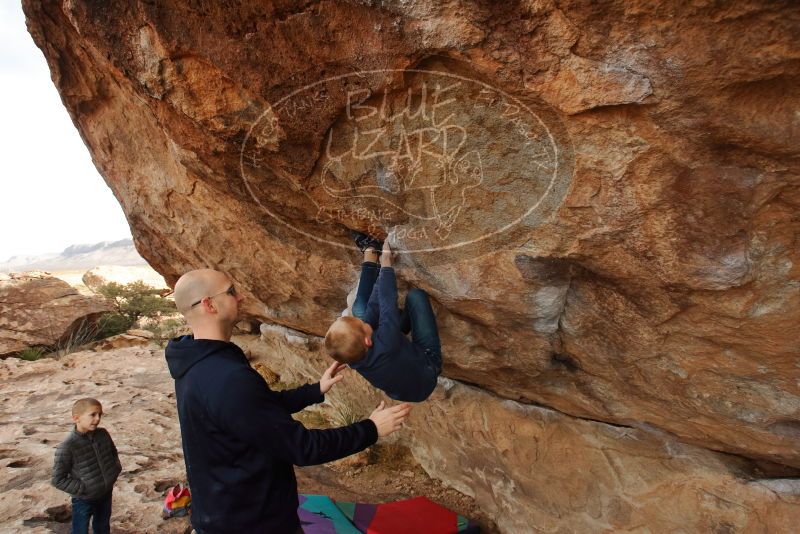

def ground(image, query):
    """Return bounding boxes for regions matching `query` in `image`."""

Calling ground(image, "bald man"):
[165,269,411,534]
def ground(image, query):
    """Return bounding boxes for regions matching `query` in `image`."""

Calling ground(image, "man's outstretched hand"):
[369,401,412,437]
[320,361,347,395]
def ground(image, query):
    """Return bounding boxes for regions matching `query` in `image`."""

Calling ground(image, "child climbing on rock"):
[325,233,442,402]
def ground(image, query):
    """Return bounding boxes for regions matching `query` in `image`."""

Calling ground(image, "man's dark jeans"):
[71,491,111,534]
[352,262,442,374]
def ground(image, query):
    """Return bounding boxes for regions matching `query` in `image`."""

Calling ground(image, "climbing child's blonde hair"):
[324,317,367,364]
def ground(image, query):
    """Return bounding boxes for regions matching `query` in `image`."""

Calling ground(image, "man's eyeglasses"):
[190,285,237,308]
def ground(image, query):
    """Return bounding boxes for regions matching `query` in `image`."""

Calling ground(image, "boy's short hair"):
[72,398,102,417]
[324,317,367,364]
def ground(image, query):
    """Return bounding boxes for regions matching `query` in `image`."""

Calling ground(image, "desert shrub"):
[329,402,363,427]
[142,317,186,348]
[17,347,47,361]
[367,443,414,468]
[93,281,176,341]
[96,312,133,339]
[52,317,102,358]
[97,281,176,325]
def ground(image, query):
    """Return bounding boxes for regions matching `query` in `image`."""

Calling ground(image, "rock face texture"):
[24,1,800,530]
[91,329,155,352]
[0,273,112,356]
[252,324,800,533]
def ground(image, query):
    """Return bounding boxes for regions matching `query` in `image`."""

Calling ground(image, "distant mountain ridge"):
[1,239,147,272]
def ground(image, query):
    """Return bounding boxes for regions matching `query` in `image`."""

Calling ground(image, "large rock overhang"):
[23,0,800,471]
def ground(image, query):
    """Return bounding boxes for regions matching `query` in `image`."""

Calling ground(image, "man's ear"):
[364,337,372,348]
[202,298,217,314]
[71,414,79,423]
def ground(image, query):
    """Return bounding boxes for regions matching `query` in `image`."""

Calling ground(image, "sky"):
[0,2,132,261]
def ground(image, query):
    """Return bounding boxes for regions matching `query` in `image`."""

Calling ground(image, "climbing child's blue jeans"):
[352,262,442,375]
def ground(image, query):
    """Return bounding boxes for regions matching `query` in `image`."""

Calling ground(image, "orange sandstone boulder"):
[0,272,112,357]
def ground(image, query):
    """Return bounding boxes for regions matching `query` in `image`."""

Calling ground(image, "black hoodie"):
[165,335,378,534]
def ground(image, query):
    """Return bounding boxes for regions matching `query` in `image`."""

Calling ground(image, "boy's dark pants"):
[352,262,442,374]
[71,491,111,534]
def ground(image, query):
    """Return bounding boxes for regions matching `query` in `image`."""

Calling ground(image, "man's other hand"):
[320,361,347,395]
[369,401,412,437]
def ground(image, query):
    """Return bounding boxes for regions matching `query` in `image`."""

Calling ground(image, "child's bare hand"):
[320,361,347,394]
[368,401,411,437]
[380,241,393,268]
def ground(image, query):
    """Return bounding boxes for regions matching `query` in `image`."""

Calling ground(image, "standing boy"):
[52,398,122,534]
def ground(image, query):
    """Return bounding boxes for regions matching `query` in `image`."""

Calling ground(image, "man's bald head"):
[174,269,231,315]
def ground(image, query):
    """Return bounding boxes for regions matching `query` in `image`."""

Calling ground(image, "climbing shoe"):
[350,230,383,253]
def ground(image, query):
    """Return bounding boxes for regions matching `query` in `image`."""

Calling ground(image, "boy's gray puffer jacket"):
[52,427,122,499]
